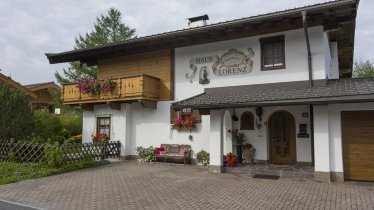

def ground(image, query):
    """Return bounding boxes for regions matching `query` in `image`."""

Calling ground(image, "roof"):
[24,81,61,92]
[188,14,209,22]
[172,78,374,110]
[0,73,37,99]
[46,0,359,76]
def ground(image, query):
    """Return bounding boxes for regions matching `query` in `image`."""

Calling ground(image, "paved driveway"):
[0,161,373,210]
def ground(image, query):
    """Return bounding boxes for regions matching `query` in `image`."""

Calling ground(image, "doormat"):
[253,174,280,180]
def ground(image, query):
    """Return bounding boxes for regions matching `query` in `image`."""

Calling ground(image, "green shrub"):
[0,85,35,140]
[45,143,64,167]
[196,150,210,167]
[0,160,97,185]
[136,146,155,163]
[7,152,15,162]
[60,113,82,137]
[34,110,63,143]
[33,110,82,144]
[68,134,82,144]
[82,153,93,162]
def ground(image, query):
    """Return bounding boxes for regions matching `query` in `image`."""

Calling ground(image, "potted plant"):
[243,143,256,164]
[77,78,117,96]
[77,78,101,95]
[229,129,245,164]
[174,115,196,131]
[136,146,155,163]
[196,150,209,167]
[223,152,237,167]
[101,78,116,93]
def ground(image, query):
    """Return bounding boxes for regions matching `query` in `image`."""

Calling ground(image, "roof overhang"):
[172,78,374,111]
[25,82,61,92]
[0,73,37,99]
[46,0,359,77]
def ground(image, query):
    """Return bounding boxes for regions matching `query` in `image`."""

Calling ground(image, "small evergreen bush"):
[136,146,155,163]
[196,150,210,167]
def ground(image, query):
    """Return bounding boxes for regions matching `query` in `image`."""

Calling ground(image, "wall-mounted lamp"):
[255,107,263,129]
[232,109,238,121]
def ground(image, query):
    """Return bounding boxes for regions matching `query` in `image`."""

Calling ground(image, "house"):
[24,82,61,111]
[0,72,38,100]
[46,0,373,182]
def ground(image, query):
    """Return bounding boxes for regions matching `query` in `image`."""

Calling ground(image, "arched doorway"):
[223,110,233,154]
[268,110,296,164]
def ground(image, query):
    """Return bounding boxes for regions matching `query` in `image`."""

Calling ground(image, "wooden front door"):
[269,111,296,164]
[342,111,374,181]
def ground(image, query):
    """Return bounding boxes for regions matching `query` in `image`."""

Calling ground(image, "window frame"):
[240,111,254,130]
[260,35,286,71]
[96,117,111,138]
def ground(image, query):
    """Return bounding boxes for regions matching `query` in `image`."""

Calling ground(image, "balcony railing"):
[62,74,160,105]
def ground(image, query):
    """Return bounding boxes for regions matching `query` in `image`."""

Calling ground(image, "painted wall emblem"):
[212,48,254,76]
[186,48,254,83]
[199,66,210,85]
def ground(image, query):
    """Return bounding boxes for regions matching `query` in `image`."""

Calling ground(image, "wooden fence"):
[0,140,121,163]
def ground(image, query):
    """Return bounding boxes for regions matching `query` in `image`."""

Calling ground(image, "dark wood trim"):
[260,35,286,71]
[82,103,94,111]
[170,48,175,100]
[139,99,157,109]
[310,105,315,166]
[108,101,121,110]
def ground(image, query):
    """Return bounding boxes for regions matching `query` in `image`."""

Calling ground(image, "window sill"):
[261,65,286,71]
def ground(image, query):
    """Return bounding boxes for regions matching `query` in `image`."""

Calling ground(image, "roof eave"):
[45,0,358,65]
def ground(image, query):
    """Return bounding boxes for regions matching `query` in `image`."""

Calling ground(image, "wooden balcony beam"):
[108,101,121,110]
[82,103,94,111]
[139,99,157,109]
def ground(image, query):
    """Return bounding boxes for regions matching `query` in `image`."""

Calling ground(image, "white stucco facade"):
[80,23,367,181]
[82,26,326,161]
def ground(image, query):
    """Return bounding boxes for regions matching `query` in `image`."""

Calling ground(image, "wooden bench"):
[153,144,192,165]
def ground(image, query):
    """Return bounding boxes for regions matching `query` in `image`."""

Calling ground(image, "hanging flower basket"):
[173,115,196,131]
[77,78,116,95]
[101,78,116,94]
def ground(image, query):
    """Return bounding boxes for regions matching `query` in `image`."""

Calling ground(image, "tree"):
[353,60,374,78]
[55,8,137,84]
[0,85,35,140]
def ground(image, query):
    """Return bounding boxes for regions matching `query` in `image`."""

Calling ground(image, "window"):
[260,35,285,70]
[97,117,111,137]
[240,111,254,130]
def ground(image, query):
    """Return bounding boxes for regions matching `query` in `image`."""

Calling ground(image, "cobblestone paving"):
[0,161,373,210]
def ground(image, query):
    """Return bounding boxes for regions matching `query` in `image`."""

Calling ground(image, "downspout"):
[302,11,313,87]
[302,11,315,166]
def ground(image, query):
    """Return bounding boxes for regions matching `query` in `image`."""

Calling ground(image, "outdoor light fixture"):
[232,109,239,121]
[255,107,263,121]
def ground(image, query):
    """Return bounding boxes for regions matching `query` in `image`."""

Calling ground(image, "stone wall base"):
[122,155,138,160]
[330,172,344,182]
[209,165,225,173]
[314,171,331,182]
[314,171,344,182]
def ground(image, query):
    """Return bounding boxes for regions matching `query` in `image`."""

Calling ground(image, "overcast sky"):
[0,0,372,85]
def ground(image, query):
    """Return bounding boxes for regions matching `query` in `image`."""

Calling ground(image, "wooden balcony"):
[62,74,160,108]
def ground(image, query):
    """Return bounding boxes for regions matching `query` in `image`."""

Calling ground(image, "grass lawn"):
[0,160,98,185]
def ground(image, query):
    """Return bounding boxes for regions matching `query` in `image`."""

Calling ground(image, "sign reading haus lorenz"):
[186,48,254,82]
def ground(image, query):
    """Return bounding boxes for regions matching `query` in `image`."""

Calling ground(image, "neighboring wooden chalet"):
[0,72,37,99]
[45,0,374,182]
[24,82,61,111]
